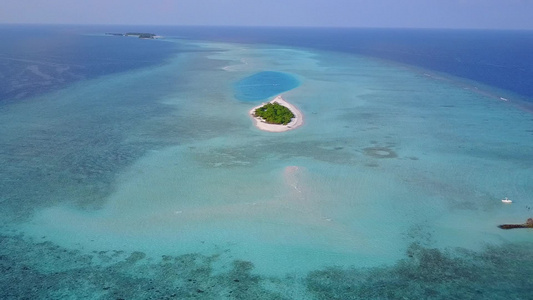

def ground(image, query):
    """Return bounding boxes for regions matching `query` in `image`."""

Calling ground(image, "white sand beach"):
[249,95,304,132]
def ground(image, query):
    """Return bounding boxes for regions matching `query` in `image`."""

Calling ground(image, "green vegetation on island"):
[254,102,295,125]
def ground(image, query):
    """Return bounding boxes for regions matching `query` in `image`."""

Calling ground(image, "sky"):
[2,0,532,29]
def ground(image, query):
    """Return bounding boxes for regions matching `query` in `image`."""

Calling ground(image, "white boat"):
[501,197,512,203]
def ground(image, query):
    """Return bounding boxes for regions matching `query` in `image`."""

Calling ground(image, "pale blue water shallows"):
[234,71,300,101]
[0,25,532,299]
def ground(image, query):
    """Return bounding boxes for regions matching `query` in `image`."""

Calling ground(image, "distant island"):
[105,32,158,39]
[249,95,303,132]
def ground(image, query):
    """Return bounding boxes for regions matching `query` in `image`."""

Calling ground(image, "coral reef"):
[306,243,533,299]
[0,235,289,300]
[363,147,398,159]
[1,234,532,299]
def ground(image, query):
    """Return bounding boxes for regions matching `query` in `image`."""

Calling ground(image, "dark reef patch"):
[365,162,379,168]
[363,146,398,159]
[306,242,533,300]
[0,235,288,300]
[1,234,532,299]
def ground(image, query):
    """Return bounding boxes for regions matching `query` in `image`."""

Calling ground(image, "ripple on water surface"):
[234,71,300,101]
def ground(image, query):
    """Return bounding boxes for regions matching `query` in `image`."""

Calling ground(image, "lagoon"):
[234,71,300,101]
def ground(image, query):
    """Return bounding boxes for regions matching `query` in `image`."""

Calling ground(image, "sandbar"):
[249,95,304,132]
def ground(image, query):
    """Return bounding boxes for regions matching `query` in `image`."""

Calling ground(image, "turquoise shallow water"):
[1,36,532,298]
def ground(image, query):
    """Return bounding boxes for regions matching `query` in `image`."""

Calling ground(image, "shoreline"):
[249,95,304,132]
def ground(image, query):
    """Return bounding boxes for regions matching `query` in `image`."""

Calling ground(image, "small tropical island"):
[249,95,303,132]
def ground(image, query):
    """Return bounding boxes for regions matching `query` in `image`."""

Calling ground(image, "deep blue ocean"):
[0,25,177,101]
[1,25,532,103]
[171,26,533,100]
